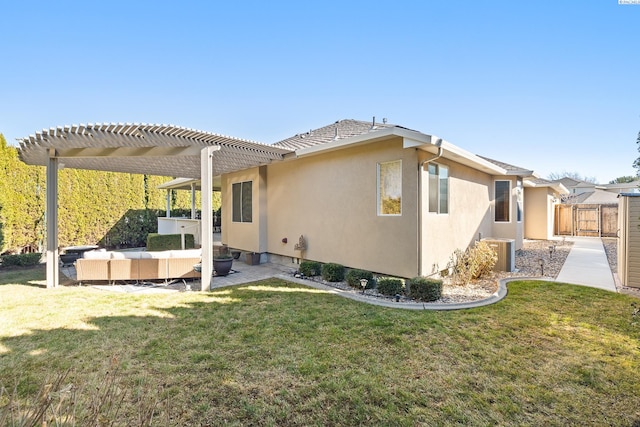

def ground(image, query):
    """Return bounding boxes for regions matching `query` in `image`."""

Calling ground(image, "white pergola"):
[18,123,293,291]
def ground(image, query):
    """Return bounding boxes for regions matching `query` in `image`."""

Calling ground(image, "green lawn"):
[1,265,639,426]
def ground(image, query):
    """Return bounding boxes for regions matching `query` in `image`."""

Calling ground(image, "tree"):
[633,131,640,174]
[609,176,637,184]
[547,171,597,183]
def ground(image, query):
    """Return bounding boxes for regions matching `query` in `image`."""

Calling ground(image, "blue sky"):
[1,0,638,183]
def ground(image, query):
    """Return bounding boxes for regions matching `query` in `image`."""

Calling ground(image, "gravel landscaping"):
[294,239,579,304]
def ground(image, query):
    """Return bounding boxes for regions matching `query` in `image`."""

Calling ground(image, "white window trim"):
[494,179,512,223]
[377,160,402,216]
[427,163,449,215]
[232,180,253,223]
[516,178,523,223]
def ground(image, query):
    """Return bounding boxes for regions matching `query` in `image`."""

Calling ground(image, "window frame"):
[516,177,523,223]
[232,180,253,223]
[377,160,402,216]
[427,163,449,214]
[494,180,511,223]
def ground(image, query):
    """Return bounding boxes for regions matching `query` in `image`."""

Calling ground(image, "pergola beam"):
[54,146,203,158]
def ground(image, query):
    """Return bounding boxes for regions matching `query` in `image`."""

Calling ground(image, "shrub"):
[321,263,345,282]
[1,252,42,268]
[345,269,374,289]
[408,276,443,302]
[299,260,322,277]
[450,241,497,286]
[377,277,404,296]
[146,233,194,251]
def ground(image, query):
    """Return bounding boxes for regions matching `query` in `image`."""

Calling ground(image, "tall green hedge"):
[0,133,220,253]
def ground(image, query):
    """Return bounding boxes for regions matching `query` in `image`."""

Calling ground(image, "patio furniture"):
[76,249,202,284]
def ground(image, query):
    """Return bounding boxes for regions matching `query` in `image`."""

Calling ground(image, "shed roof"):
[18,123,293,179]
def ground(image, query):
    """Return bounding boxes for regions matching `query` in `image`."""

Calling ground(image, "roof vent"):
[334,125,339,140]
[383,117,388,124]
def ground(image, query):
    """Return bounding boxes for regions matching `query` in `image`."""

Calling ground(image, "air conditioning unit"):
[482,238,515,272]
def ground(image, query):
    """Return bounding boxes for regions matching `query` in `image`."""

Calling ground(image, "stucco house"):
[19,119,566,290]
[218,119,565,279]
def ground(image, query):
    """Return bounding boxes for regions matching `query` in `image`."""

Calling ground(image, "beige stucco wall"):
[221,166,268,253]
[419,156,494,275]
[264,137,419,278]
[524,187,555,240]
[221,137,525,278]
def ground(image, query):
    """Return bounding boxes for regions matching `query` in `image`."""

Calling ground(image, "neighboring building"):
[558,178,639,204]
[218,119,562,278]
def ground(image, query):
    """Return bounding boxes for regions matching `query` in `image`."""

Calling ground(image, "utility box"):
[482,238,515,272]
[245,252,261,265]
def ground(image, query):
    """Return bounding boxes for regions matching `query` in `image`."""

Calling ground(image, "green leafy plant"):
[450,241,498,286]
[408,276,443,302]
[321,263,345,282]
[0,253,42,268]
[146,233,195,251]
[376,277,404,296]
[345,269,374,289]
[299,260,322,277]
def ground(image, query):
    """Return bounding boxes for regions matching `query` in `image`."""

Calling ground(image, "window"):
[516,178,523,222]
[428,163,449,214]
[495,180,510,222]
[232,181,252,222]
[378,160,402,215]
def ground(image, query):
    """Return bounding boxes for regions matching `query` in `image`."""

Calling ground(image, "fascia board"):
[293,127,432,158]
[523,179,569,195]
[293,126,508,176]
[437,140,507,175]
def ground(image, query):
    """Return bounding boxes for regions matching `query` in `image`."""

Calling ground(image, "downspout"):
[417,140,443,277]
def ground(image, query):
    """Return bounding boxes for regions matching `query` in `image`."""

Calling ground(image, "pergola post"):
[191,182,197,219]
[46,153,59,289]
[199,146,220,291]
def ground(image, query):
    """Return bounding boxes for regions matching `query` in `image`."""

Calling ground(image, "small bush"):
[345,269,374,289]
[450,241,498,285]
[299,261,322,277]
[146,233,194,251]
[408,277,443,302]
[1,252,42,268]
[377,277,404,296]
[321,263,345,282]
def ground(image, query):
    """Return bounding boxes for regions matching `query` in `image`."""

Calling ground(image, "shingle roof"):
[563,189,619,204]
[273,119,398,150]
[477,155,534,176]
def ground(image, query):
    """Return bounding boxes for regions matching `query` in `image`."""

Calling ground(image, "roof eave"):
[293,127,509,175]
[293,127,432,158]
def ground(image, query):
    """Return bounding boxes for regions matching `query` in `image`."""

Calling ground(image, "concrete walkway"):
[78,236,618,308]
[555,237,616,292]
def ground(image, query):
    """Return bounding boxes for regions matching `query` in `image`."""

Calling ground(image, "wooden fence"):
[554,203,618,237]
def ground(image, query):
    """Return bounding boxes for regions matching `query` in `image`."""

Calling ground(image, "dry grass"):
[1,266,640,425]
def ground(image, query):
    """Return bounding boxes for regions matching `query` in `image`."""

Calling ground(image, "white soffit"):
[18,123,293,179]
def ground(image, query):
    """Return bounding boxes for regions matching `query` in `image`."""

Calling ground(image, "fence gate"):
[575,206,599,237]
[554,203,618,237]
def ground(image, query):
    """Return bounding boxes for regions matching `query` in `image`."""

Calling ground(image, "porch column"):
[200,146,220,291]
[166,191,171,217]
[191,182,197,219]
[46,153,59,289]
